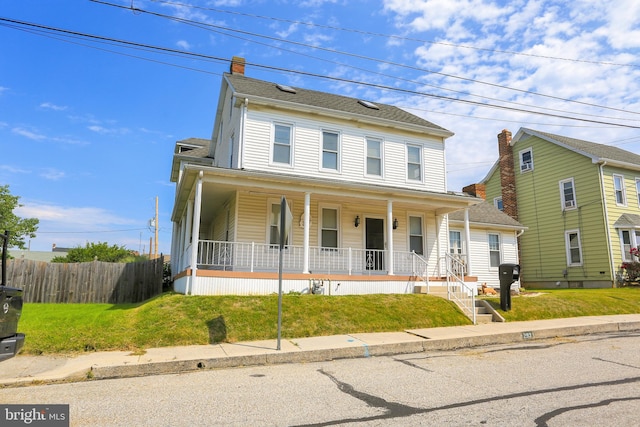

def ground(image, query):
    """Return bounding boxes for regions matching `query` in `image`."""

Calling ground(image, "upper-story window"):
[565,230,582,266]
[273,123,292,165]
[519,147,533,173]
[322,131,339,171]
[493,197,503,211]
[407,144,422,181]
[409,216,424,255]
[488,233,501,268]
[366,137,383,177]
[560,178,576,210]
[613,174,626,206]
[635,178,640,207]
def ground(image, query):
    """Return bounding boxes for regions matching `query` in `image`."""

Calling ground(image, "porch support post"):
[188,171,204,295]
[387,200,394,275]
[436,214,444,277]
[303,192,311,274]
[170,221,179,278]
[464,207,472,276]
[184,201,193,271]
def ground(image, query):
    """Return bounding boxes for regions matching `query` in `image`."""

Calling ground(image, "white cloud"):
[16,202,137,228]
[40,102,67,111]
[40,168,66,181]
[0,165,30,174]
[176,40,191,50]
[12,127,46,141]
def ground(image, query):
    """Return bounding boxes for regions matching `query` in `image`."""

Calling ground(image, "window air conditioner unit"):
[565,200,575,208]
[521,162,532,171]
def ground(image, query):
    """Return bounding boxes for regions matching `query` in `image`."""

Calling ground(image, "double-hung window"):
[273,123,292,165]
[321,208,338,249]
[519,148,533,172]
[366,138,382,176]
[322,131,339,171]
[565,230,582,266]
[635,178,640,207]
[409,216,424,255]
[613,174,626,206]
[560,178,576,210]
[407,145,422,181]
[488,233,501,268]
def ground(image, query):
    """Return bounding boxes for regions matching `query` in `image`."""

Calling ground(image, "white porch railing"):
[442,253,476,324]
[191,240,428,276]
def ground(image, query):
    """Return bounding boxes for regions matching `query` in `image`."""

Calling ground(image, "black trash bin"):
[498,263,520,311]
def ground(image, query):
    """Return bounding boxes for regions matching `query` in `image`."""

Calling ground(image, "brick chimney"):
[462,183,486,200]
[498,129,518,220]
[230,56,245,75]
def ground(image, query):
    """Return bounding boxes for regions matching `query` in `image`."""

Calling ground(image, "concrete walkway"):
[2,314,639,387]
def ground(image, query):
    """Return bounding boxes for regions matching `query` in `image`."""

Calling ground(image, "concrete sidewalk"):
[2,314,639,387]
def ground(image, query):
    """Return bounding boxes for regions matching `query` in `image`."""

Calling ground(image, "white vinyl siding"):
[559,178,576,210]
[565,230,582,266]
[613,174,626,206]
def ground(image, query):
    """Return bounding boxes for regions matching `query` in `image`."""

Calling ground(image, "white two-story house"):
[170,57,486,302]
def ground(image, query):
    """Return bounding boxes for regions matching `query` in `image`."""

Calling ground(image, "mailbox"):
[498,263,520,311]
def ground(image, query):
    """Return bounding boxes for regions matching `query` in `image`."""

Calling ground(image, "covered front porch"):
[170,165,479,297]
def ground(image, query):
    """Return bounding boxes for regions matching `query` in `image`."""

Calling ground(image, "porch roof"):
[448,201,526,231]
[171,164,481,222]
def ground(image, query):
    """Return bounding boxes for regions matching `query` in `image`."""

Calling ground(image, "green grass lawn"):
[18,288,640,355]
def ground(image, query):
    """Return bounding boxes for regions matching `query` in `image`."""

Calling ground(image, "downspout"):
[238,98,248,169]
[188,171,204,295]
[464,207,471,276]
[599,162,616,286]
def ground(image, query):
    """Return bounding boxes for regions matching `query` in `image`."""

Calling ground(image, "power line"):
[2,16,639,129]
[92,0,640,119]
[151,0,640,69]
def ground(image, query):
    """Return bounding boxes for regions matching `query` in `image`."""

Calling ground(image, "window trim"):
[613,174,626,206]
[365,137,384,178]
[488,232,501,269]
[320,129,341,172]
[271,122,294,166]
[565,229,583,267]
[493,197,503,211]
[559,178,577,210]
[408,214,424,255]
[406,143,423,182]
[635,178,640,207]
[449,230,463,255]
[519,147,534,173]
[319,205,340,250]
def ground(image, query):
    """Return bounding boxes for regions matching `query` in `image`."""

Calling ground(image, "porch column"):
[184,201,193,271]
[387,200,394,275]
[303,192,311,274]
[170,221,179,276]
[464,207,472,276]
[188,171,204,295]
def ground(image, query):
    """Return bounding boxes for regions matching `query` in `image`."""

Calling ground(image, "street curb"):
[89,321,640,381]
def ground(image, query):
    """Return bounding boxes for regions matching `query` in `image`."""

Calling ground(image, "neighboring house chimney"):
[462,183,486,199]
[230,56,245,75]
[498,129,518,220]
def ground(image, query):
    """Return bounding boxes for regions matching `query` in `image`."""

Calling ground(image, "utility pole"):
[154,196,159,259]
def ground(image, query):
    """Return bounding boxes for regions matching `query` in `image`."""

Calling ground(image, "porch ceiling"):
[172,165,481,222]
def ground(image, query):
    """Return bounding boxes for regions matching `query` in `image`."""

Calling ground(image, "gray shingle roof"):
[519,128,640,166]
[614,213,640,228]
[448,201,524,228]
[225,73,452,135]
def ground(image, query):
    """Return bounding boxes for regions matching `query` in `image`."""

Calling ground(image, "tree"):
[0,185,39,250]
[51,242,140,263]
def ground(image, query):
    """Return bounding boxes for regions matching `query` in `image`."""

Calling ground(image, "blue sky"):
[1,0,639,254]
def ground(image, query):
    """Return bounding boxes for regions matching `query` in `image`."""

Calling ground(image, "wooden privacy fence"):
[3,257,164,303]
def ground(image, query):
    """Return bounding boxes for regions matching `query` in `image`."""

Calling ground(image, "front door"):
[365,218,384,270]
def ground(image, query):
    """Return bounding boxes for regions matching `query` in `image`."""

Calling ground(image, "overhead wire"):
[1,16,639,129]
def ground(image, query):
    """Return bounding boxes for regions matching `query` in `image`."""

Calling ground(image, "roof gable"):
[514,128,640,167]
[224,73,453,137]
